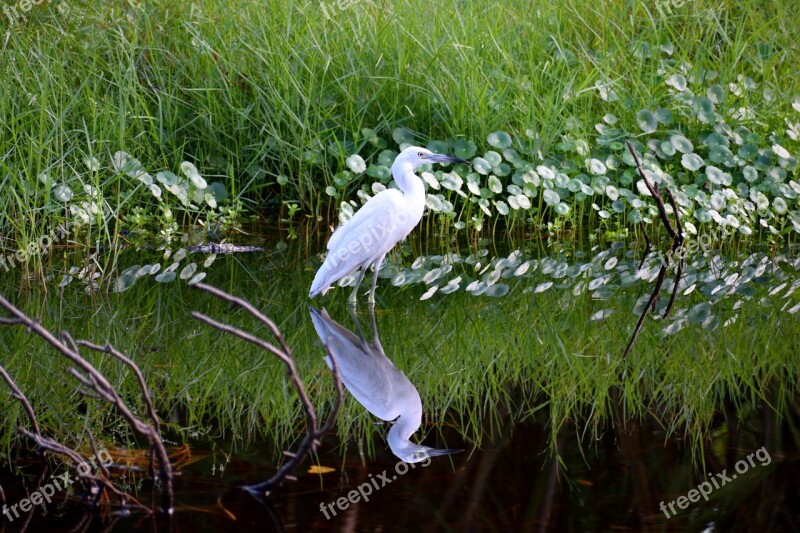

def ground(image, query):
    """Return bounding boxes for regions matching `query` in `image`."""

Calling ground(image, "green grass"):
[1,0,799,259]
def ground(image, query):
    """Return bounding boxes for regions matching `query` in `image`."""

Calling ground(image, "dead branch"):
[638,222,652,271]
[622,141,685,359]
[0,295,173,514]
[190,282,344,495]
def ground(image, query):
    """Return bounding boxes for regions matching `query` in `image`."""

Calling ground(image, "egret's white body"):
[309,306,461,463]
[309,147,466,305]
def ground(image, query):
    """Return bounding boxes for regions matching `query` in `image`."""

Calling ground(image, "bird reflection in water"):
[309,306,462,463]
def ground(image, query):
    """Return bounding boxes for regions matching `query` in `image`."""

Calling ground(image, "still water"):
[0,238,798,530]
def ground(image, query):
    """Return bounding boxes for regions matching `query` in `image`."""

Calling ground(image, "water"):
[1,239,799,530]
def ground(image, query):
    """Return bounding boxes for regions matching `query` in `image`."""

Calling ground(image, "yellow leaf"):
[308,465,335,474]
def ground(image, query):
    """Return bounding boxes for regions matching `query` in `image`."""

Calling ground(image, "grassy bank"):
[1,0,799,263]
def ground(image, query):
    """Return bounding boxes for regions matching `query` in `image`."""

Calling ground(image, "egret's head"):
[397,445,464,464]
[388,421,464,464]
[394,146,467,170]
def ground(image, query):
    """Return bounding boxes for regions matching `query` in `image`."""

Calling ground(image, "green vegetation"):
[1,245,798,461]
[1,0,799,265]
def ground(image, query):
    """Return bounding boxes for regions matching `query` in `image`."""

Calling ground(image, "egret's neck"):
[387,407,422,457]
[391,162,425,208]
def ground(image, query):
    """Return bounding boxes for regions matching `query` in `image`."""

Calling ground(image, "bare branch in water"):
[0,295,173,514]
[0,365,149,511]
[623,141,685,360]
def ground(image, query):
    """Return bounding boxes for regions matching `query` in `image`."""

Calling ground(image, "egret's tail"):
[309,257,346,298]
[309,265,330,298]
[310,248,372,298]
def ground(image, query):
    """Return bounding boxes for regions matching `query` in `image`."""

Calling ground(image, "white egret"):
[309,147,466,306]
[309,306,462,463]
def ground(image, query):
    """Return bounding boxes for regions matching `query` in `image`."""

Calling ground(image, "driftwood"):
[190,282,344,496]
[622,141,685,359]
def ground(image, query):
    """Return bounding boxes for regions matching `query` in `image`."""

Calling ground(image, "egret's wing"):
[309,308,396,419]
[327,189,403,252]
[309,190,404,296]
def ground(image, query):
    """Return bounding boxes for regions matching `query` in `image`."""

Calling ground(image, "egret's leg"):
[348,304,372,352]
[367,254,385,307]
[349,267,368,307]
[367,304,384,353]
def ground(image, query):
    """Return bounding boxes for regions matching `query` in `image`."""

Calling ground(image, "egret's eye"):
[417,151,425,158]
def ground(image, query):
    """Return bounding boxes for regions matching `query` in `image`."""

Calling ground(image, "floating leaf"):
[591,309,614,320]
[654,109,673,127]
[346,154,366,173]
[588,158,606,175]
[670,134,693,154]
[687,302,712,324]
[112,151,144,178]
[487,131,512,149]
[488,175,502,194]
[534,281,553,293]
[453,139,477,160]
[694,96,716,123]
[181,161,208,189]
[681,153,704,171]
[772,144,790,159]
[743,165,758,182]
[636,110,658,133]
[156,171,178,186]
[554,202,570,215]
[392,128,415,145]
[706,166,728,185]
[114,266,139,293]
[473,158,491,175]
[53,185,73,202]
[155,271,176,283]
[441,172,464,192]
[707,84,725,104]
[484,283,509,297]
[420,285,438,301]
[367,165,391,182]
[179,263,198,280]
[665,73,687,91]
[543,189,560,205]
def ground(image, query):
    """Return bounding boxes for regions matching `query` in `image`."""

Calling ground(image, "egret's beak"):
[424,447,464,457]
[427,153,468,165]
